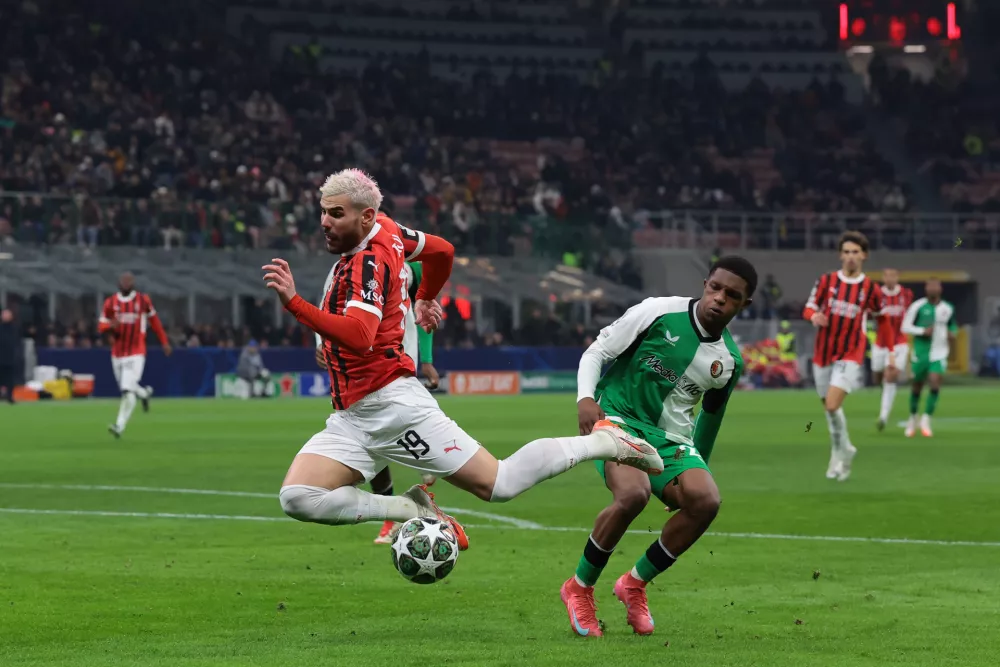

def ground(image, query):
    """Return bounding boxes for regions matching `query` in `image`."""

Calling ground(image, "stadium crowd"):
[2,0,927,264]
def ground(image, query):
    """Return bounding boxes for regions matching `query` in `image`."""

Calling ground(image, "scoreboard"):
[838,1,961,45]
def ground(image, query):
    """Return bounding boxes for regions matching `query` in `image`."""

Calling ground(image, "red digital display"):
[838,1,961,44]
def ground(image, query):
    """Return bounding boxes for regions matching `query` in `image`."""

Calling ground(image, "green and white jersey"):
[902,298,957,363]
[577,296,743,456]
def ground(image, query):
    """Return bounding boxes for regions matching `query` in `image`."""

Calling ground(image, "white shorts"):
[299,376,481,482]
[871,344,909,373]
[112,355,146,393]
[813,361,863,399]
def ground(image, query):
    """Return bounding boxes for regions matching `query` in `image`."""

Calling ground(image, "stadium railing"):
[632,210,1000,252]
[3,193,998,253]
[0,192,628,261]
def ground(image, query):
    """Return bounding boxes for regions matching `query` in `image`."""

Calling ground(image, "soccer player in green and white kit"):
[901,279,957,438]
[316,259,441,544]
[560,256,755,638]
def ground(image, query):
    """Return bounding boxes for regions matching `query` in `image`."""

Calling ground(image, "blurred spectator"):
[236,339,270,398]
[1,308,22,403]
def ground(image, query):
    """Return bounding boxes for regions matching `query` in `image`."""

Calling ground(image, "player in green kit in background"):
[901,279,957,438]
[560,256,756,638]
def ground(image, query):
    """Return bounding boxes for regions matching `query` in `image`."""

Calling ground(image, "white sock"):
[279,485,423,525]
[490,432,616,502]
[116,392,137,430]
[134,385,150,400]
[832,408,853,452]
[879,381,897,421]
[824,410,841,455]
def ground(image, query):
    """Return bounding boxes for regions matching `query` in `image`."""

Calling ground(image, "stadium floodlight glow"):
[903,45,927,54]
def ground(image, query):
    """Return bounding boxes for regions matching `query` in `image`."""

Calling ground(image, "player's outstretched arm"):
[146,296,172,355]
[803,275,828,327]
[265,258,379,354]
[692,369,740,463]
[285,297,379,355]
[97,297,116,333]
[577,298,675,430]
[901,300,927,336]
[400,227,454,302]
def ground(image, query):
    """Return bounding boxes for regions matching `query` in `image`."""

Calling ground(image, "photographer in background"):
[236,339,270,398]
[0,308,22,404]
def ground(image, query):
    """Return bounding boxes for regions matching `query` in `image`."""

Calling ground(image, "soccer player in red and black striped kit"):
[98,272,172,438]
[263,169,663,553]
[803,231,883,482]
[872,268,914,430]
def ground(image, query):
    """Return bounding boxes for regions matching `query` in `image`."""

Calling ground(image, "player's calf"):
[446,429,662,503]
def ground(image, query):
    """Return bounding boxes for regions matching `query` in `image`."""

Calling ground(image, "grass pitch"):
[1,387,999,666]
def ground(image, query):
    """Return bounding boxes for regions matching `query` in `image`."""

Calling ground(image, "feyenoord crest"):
[710,360,723,378]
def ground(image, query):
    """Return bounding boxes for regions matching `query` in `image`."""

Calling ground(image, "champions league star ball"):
[390,517,459,584]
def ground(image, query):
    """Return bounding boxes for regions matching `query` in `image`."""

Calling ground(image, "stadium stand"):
[1,0,998,372]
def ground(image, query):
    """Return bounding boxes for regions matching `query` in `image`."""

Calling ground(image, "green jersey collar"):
[688,299,720,343]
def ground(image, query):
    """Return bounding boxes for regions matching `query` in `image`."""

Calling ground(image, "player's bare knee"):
[612,485,651,518]
[684,487,722,524]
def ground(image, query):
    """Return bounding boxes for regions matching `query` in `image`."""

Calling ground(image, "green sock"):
[909,390,921,415]
[632,538,677,583]
[926,389,940,416]
[574,535,612,587]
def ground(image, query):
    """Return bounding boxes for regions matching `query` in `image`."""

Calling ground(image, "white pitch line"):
[439,507,542,529]
[0,482,273,498]
[1,507,999,548]
[0,482,543,529]
[0,507,285,522]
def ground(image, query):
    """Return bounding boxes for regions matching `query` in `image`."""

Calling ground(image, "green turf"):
[1,387,999,666]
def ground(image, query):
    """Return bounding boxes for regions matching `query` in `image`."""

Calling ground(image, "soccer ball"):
[390,517,459,584]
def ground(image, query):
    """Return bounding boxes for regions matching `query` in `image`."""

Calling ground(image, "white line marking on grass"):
[438,507,542,529]
[0,483,273,498]
[2,507,999,548]
[0,483,543,529]
[0,507,286,522]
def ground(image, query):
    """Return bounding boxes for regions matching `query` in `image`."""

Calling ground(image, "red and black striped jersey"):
[803,271,883,366]
[316,213,451,410]
[875,285,914,348]
[99,292,167,358]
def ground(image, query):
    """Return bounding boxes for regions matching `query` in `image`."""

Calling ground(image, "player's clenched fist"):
[262,258,298,305]
[577,397,606,436]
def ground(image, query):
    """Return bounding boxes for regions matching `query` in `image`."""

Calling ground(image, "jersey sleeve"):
[98,297,114,333]
[802,274,829,321]
[577,297,676,402]
[901,300,926,336]
[417,326,433,364]
[947,305,959,334]
[345,250,389,320]
[866,282,885,314]
[692,364,740,463]
[398,224,453,301]
[145,294,169,346]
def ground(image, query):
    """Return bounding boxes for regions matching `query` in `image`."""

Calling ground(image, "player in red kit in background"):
[263,169,662,553]
[803,232,883,482]
[98,272,172,438]
[872,268,914,431]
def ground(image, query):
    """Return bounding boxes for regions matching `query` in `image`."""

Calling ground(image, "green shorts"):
[594,413,710,504]
[911,358,946,381]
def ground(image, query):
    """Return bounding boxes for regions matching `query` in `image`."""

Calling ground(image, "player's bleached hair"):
[319,168,383,212]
